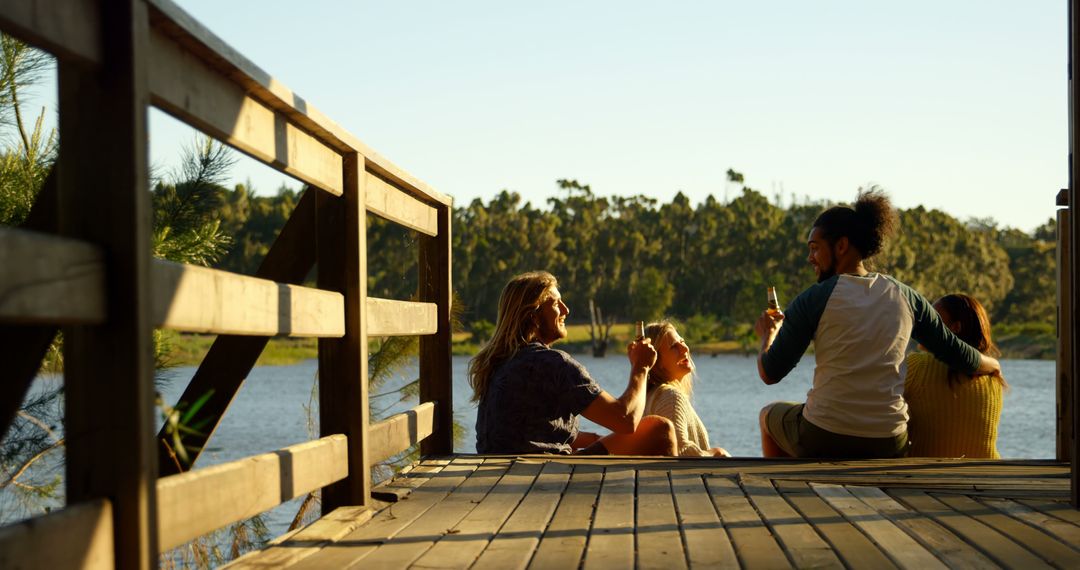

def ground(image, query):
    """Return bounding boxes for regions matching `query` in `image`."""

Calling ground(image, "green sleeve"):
[761,276,837,382]
[886,276,982,374]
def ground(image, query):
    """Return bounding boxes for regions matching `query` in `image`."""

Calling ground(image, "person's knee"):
[639,415,676,455]
[759,403,777,430]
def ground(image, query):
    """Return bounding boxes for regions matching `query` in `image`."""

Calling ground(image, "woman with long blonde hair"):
[471,271,676,456]
[642,321,730,457]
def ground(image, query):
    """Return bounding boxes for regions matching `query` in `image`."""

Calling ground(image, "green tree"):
[0,34,53,227]
[878,207,1014,312]
[993,222,1055,326]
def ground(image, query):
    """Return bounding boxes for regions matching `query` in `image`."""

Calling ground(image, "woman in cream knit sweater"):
[904,294,1007,458]
[642,321,730,457]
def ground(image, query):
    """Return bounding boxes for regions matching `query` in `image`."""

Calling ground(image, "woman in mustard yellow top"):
[904,294,1008,458]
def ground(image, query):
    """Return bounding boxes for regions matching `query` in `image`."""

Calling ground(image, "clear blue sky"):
[153,0,1068,232]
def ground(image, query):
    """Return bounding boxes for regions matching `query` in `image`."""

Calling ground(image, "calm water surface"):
[161,353,1054,464]
[10,355,1052,537]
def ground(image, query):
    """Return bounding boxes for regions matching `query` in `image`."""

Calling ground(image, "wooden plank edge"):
[0,227,105,324]
[152,259,345,337]
[365,172,438,236]
[144,0,449,207]
[156,434,348,551]
[148,26,343,196]
[0,499,114,570]
[0,0,101,65]
[222,506,374,569]
[369,402,436,464]
[366,297,438,337]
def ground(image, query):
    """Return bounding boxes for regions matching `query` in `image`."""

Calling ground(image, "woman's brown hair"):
[468,271,559,403]
[935,293,1008,388]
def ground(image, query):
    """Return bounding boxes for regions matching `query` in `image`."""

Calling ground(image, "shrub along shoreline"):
[162,321,1054,368]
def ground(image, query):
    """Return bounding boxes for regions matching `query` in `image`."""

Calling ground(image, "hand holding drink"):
[767,287,782,315]
[755,286,785,341]
[628,320,656,371]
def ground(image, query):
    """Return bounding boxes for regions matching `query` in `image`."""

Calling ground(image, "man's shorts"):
[764,402,908,459]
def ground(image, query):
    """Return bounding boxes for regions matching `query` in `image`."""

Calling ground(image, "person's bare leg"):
[760,404,791,458]
[599,415,676,456]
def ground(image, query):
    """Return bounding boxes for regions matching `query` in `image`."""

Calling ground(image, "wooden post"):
[419,203,454,456]
[317,153,371,511]
[1071,0,1080,508]
[1059,196,1073,463]
[57,0,158,566]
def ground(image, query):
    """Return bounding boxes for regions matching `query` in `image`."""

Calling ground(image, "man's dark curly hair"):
[812,186,898,259]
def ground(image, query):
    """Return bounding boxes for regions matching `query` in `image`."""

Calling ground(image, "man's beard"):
[816,265,836,283]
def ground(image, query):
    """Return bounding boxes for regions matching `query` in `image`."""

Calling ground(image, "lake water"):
[9,354,1057,540]
[162,354,1052,462]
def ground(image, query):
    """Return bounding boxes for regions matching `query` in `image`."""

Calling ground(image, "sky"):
[149,1,1069,232]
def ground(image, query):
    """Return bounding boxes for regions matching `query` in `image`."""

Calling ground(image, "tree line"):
[201,174,1056,355]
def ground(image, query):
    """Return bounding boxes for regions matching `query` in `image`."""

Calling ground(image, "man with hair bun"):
[753,188,1002,458]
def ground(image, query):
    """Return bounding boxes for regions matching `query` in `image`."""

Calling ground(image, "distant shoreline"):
[159,328,1055,368]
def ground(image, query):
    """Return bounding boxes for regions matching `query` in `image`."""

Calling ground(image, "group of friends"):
[470,189,1007,459]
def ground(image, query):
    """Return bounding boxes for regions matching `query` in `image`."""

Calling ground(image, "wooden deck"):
[226,456,1080,569]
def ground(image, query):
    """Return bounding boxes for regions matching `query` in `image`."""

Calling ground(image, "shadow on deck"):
[226,456,1079,569]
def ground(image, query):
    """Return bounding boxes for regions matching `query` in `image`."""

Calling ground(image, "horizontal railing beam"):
[366,298,438,336]
[0,227,105,325]
[148,23,344,196]
[1,241,433,339]
[0,499,114,569]
[152,260,345,337]
[156,434,349,551]
[369,402,436,464]
[145,0,451,207]
[0,0,101,66]
[366,172,439,236]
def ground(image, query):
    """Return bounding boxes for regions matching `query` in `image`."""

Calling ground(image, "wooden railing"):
[0,0,452,568]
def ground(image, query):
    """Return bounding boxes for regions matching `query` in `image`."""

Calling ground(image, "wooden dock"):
[4,2,1080,568]
[228,456,1079,569]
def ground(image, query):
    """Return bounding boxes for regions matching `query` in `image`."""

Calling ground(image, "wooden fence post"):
[318,153,371,511]
[1071,0,1080,508]
[1059,194,1073,463]
[419,203,454,456]
[57,0,158,566]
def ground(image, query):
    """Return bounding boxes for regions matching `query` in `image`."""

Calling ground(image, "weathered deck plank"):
[741,474,843,569]
[705,475,792,569]
[410,461,542,569]
[471,462,572,570]
[286,459,482,569]
[846,485,999,569]
[345,460,510,568]
[774,480,898,569]
[528,464,602,570]
[257,456,1076,570]
[582,467,635,570]
[670,472,739,568]
[982,497,1080,549]
[888,488,1052,569]
[813,483,946,570]
[636,470,687,570]
[932,493,1079,568]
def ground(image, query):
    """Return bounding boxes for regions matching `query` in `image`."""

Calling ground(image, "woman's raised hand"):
[627,337,657,372]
